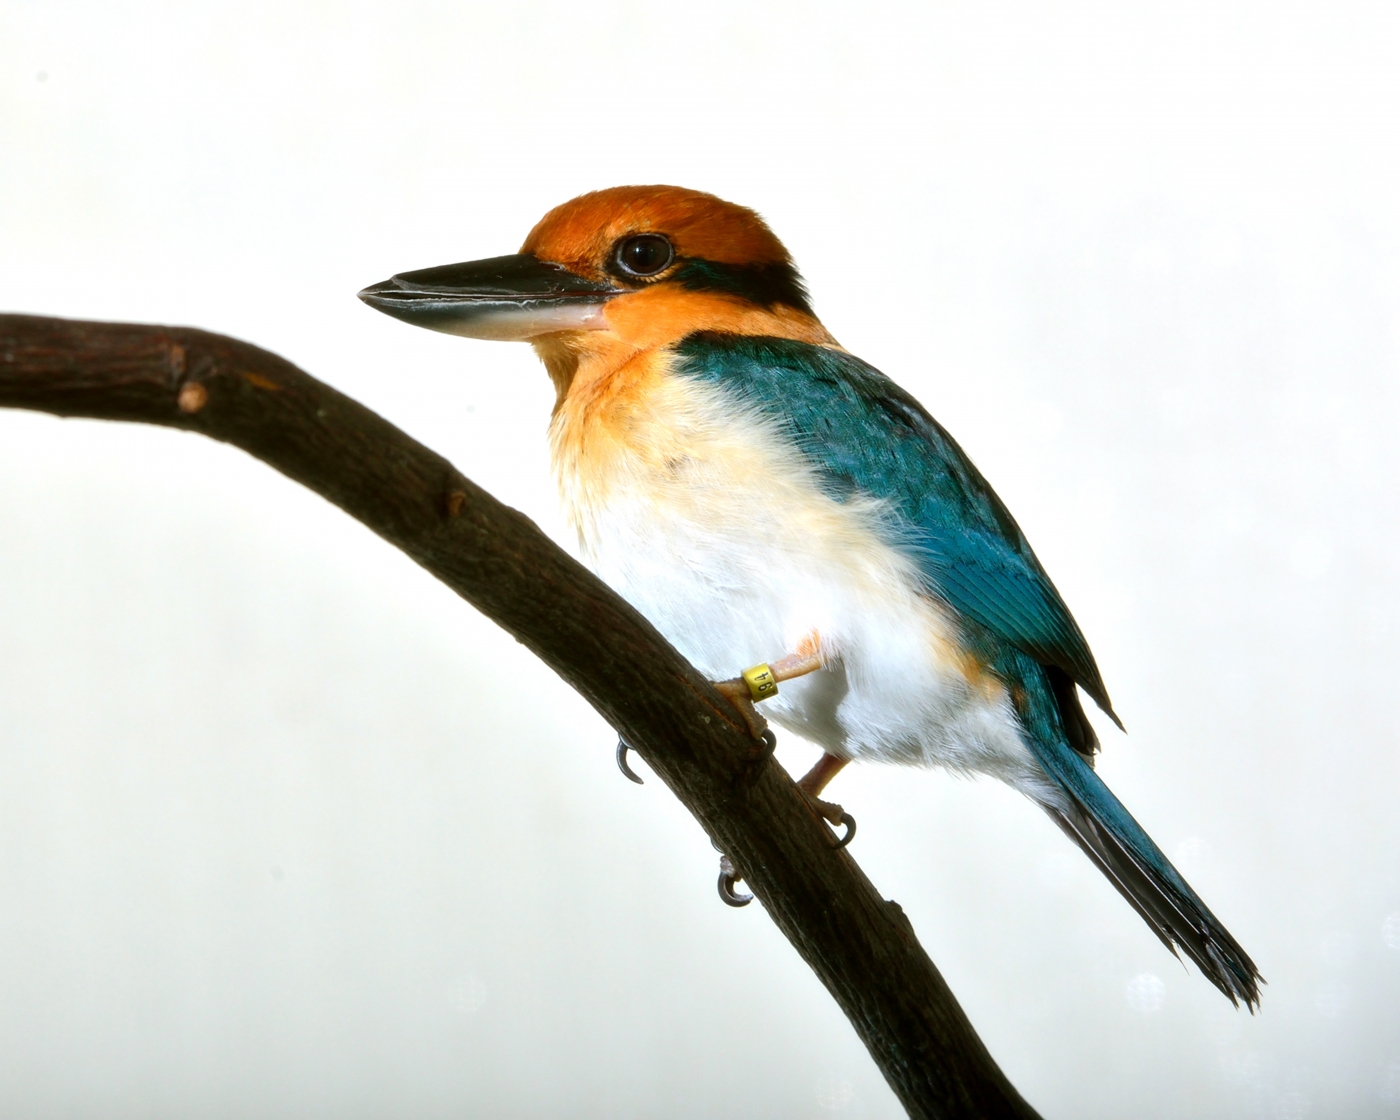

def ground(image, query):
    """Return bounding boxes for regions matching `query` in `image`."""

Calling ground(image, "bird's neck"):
[534,290,838,559]
[530,287,838,412]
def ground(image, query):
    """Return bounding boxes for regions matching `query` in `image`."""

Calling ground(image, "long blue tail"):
[1010,656,1263,1008]
[1033,735,1262,1008]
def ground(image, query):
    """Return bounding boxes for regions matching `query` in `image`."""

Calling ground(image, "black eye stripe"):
[610,234,675,279]
[670,259,813,315]
[602,235,813,313]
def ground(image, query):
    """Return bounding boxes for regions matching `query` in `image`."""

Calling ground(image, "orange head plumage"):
[520,185,796,287]
[359,186,837,388]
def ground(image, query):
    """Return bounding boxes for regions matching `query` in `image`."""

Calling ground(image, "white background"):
[3,3,1399,1117]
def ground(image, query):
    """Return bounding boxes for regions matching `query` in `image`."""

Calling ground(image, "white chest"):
[548,373,1044,792]
[554,376,904,665]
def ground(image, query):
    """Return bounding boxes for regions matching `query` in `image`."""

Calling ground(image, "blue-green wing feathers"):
[673,331,1261,1007]
[1002,644,1262,1006]
[674,331,1120,727]
[673,331,1262,1006]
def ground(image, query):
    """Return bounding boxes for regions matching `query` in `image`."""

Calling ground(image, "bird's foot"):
[615,735,644,784]
[712,676,769,742]
[797,752,856,848]
[712,676,781,775]
[711,641,824,743]
[802,791,857,849]
[717,853,752,907]
[713,792,851,911]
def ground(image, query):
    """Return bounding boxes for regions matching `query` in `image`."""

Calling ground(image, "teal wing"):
[674,331,1120,727]
[673,332,1266,1008]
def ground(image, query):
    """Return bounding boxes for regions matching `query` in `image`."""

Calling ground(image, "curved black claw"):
[616,736,644,784]
[832,811,857,849]
[717,855,752,907]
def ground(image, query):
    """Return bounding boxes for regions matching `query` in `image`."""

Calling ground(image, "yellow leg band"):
[741,663,778,702]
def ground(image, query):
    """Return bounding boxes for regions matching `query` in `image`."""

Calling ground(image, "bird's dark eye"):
[612,234,674,278]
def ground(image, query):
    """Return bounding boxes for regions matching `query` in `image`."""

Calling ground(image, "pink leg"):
[713,635,855,846]
[712,632,827,737]
[798,752,849,799]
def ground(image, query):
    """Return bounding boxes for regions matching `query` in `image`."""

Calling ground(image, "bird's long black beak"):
[358,254,622,341]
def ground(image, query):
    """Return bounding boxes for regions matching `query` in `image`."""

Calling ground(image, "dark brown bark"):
[0,313,1043,1120]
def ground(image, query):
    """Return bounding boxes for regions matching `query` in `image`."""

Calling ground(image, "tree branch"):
[0,313,1042,1120]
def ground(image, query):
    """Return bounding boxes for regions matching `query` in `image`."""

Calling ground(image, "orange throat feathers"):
[531,285,837,409]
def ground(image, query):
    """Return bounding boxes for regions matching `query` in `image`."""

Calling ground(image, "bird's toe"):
[803,793,857,849]
[717,854,752,907]
[712,676,770,741]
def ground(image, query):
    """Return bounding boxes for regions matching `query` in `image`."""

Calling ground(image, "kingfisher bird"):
[359,185,1261,1008]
